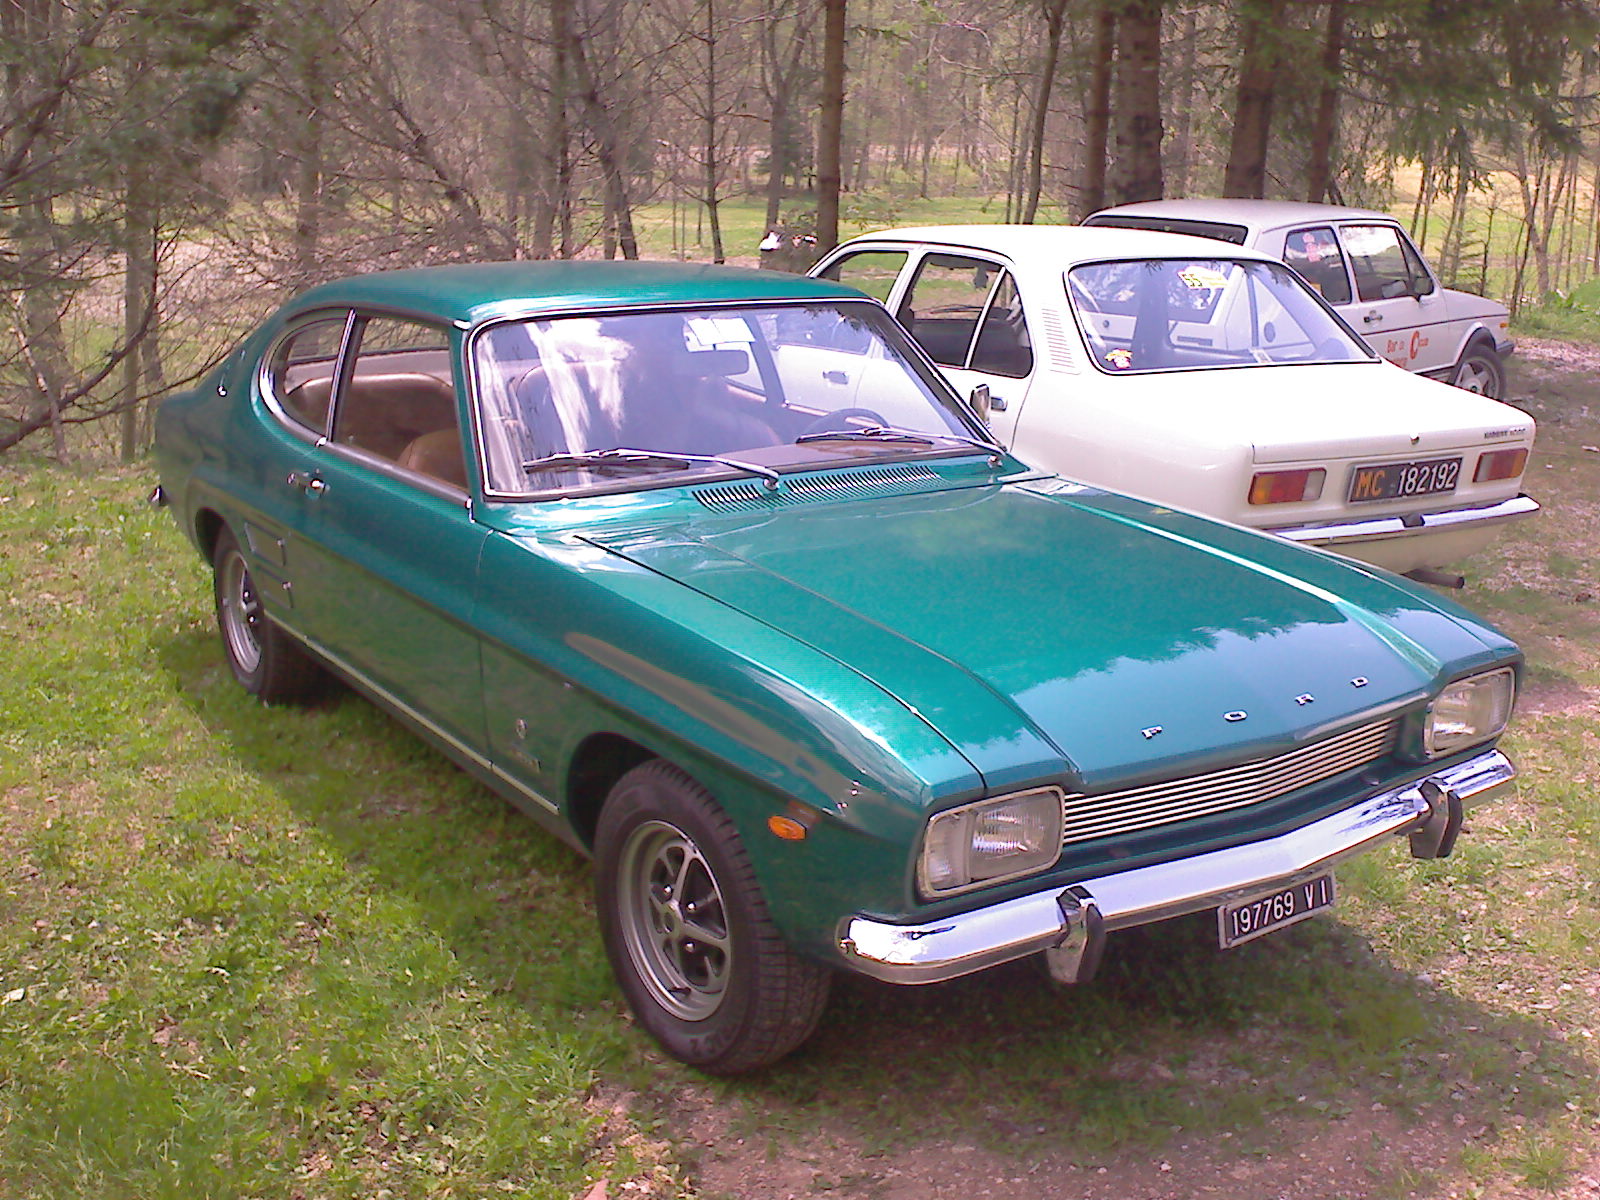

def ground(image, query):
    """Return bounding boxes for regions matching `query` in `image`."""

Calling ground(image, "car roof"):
[288,260,865,327]
[1087,199,1395,234]
[838,223,1284,264]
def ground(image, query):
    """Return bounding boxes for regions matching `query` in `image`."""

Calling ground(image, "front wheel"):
[1451,343,1506,399]
[595,760,830,1074]
[212,529,324,703]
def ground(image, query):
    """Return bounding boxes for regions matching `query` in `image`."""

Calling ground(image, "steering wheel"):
[799,407,888,439]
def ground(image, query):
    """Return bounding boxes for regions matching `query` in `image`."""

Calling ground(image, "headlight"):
[1424,667,1515,757]
[919,787,1063,896]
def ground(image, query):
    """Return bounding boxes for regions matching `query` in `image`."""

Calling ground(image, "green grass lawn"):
[2,342,1599,1198]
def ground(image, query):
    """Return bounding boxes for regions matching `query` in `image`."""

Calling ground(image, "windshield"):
[1067,258,1372,374]
[473,302,983,494]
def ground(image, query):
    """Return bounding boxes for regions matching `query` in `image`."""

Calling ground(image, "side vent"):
[694,464,943,513]
[1040,308,1079,374]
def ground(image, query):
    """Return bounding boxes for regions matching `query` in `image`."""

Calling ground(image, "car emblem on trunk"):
[1224,711,1248,722]
[1295,693,1315,706]
[1141,726,1163,739]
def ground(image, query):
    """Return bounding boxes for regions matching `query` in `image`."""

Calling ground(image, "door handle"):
[287,471,326,494]
[1362,312,1382,324]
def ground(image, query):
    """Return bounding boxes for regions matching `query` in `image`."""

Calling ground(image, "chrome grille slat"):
[695,465,942,512]
[1060,718,1397,847]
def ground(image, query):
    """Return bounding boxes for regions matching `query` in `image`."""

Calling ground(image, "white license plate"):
[1218,874,1336,948]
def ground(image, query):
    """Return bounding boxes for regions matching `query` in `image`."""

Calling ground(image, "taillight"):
[1474,447,1527,482]
[1249,468,1326,505]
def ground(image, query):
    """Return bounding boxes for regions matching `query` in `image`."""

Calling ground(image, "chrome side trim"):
[1271,494,1539,547]
[838,748,1513,984]
[271,618,559,816]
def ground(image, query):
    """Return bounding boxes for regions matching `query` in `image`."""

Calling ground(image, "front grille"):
[1060,717,1397,846]
[694,464,943,513]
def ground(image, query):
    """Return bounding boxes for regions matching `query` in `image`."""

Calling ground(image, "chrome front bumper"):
[1270,494,1538,549]
[837,748,1513,985]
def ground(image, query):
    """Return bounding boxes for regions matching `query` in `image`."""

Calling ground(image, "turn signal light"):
[1248,468,1325,505]
[1474,448,1527,482]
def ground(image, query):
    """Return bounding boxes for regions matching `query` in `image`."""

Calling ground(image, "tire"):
[1451,342,1506,399]
[212,529,324,703]
[595,760,831,1074]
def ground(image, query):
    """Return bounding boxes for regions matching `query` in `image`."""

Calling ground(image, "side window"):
[819,249,908,302]
[333,317,465,488]
[267,316,348,433]
[1283,227,1352,305]
[1343,224,1435,303]
[899,254,1029,375]
[968,272,1034,378]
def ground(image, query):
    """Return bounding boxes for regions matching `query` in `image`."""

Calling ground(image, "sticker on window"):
[1178,266,1229,290]
[1105,347,1134,370]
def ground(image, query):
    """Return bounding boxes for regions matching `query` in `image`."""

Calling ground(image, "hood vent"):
[694,464,944,513]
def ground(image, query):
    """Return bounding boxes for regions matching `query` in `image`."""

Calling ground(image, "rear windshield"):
[1066,257,1374,374]
[1084,214,1250,245]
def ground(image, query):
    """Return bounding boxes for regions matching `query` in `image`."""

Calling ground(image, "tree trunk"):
[1021,0,1068,223]
[564,0,637,259]
[1109,0,1164,205]
[815,0,846,254]
[1166,5,1197,199]
[1078,2,1115,218]
[1222,0,1286,199]
[703,0,725,263]
[1304,0,1346,203]
[120,166,156,462]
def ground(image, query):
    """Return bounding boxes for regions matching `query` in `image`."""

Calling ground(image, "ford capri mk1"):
[154,262,1520,1073]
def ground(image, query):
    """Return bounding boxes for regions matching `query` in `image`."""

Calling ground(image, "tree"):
[1107,0,1163,204]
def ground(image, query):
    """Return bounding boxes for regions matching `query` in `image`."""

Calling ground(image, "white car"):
[810,224,1537,576]
[1083,200,1514,398]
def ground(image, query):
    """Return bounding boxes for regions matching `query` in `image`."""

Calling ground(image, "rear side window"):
[267,316,348,433]
[1283,226,1352,305]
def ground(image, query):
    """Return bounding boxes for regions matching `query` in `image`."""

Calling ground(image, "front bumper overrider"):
[838,748,1513,985]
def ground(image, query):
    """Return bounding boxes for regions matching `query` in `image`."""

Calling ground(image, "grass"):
[3,345,1600,1198]
[0,466,680,1198]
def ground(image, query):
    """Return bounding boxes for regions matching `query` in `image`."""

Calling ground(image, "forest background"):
[4,0,1600,462]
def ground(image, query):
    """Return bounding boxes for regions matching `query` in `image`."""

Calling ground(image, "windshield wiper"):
[523,447,781,490]
[796,424,1004,462]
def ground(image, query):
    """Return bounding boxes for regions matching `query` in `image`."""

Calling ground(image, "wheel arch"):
[565,731,657,850]
[193,506,226,562]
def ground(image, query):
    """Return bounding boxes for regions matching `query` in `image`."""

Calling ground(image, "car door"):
[1329,221,1457,376]
[889,251,1036,445]
[289,313,489,757]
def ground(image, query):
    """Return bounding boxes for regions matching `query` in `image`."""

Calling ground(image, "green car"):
[154,261,1520,1073]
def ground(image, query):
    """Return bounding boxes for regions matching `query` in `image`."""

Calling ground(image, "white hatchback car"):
[811,224,1537,576]
[1083,200,1514,398]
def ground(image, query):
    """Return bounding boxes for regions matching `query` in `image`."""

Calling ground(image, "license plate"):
[1218,874,1336,948]
[1348,457,1461,503]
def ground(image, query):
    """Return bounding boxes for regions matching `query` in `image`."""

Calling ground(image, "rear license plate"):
[1218,874,1336,948]
[1348,457,1461,503]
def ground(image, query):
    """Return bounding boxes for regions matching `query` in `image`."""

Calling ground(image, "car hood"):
[1080,361,1533,464]
[579,478,1500,792]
